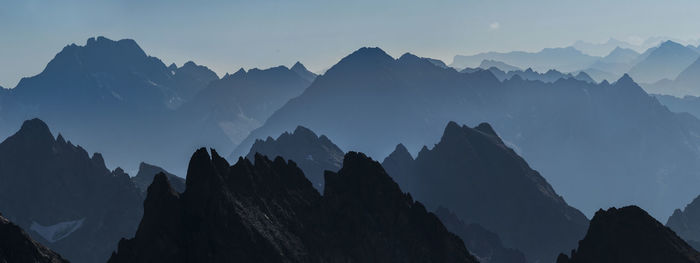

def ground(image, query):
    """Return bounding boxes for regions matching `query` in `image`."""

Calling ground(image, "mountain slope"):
[235,47,700,221]
[558,206,700,263]
[435,207,528,263]
[246,126,343,190]
[667,195,700,249]
[108,149,477,263]
[383,122,588,262]
[0,119,143,263]
[0,214,68,263]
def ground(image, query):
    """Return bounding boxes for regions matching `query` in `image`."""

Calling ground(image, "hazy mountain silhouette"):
[479,60,521,72]
[434,207,528,263]
[0,214,68,263]
[235,47,700,220]
[583,47,640,82]
[382,122,588,262]
[485,67,595,83]
[0,119,143,263]
[290,61,318,82]
[246,126,344,190]
[557,206,700,263]
[451,47,599,72]
[646,57,700,96]
[628,40,699,84]
[132,162,185,194]
[168,61,219,103]
[572,38,640,56]
[667,195,700,249]
[108,150,477,263]
[0,37,314,175]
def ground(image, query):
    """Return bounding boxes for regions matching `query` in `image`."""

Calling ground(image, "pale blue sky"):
[2,0,700,88]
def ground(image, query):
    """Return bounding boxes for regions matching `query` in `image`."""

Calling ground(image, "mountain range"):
[234,47,700,220]
[0,36,315,174]
[0,119,143,263]
[108,149,478,262]
[451,47,599,73]
[628,40,700,84]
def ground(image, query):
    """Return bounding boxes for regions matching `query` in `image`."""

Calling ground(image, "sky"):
[2,0,700,88]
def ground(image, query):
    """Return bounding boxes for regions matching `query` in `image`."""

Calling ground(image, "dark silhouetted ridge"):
[109,149,477,263]
[0,214,68,263]
[558,206,700,263]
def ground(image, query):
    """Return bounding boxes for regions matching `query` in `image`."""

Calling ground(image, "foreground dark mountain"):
[0,119,143,263]
[132,162,185,194]
[109,150,476,263]
[383,122,588,262]
[435,207,528,263]
[557,206,700,263]
[235,47,700,220]
[0,36,314,174]
[0,214,68,263]
[246,126,343,190]
[667,195,700,249]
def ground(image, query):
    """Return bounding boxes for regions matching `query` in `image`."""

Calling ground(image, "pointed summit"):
[290,62,317,82]
[330,47,394,72]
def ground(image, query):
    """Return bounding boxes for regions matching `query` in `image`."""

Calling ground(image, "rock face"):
[383,121,588,262]
[0,214,68,263]
[0,119,143,263]
[558,206,700,263]
[246,126,344,190]
[132,162,185,193]
[434,207,528,263]
[108,149,477,263]
[667,195,700,248]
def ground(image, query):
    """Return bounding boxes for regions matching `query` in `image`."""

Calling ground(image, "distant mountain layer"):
[667,195,700,249]
[451,47,599,72]
[108,150,477,263]
[0,36,315,174]
[483,67,594,83]
[0,214,68,263]
[235,47,700,221]
[479,60,521,72]
[383,122,587,262]
[0,119,143,263]
[558,206,700,263]
[246,126,343,190]
[628,40,699,84]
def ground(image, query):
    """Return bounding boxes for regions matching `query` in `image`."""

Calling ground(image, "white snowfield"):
[30,218,86,243]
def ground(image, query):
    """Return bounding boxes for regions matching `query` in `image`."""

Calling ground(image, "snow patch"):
[30,218,85,243]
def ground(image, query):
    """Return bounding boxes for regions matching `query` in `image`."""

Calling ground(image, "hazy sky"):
[2,0,700,88]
